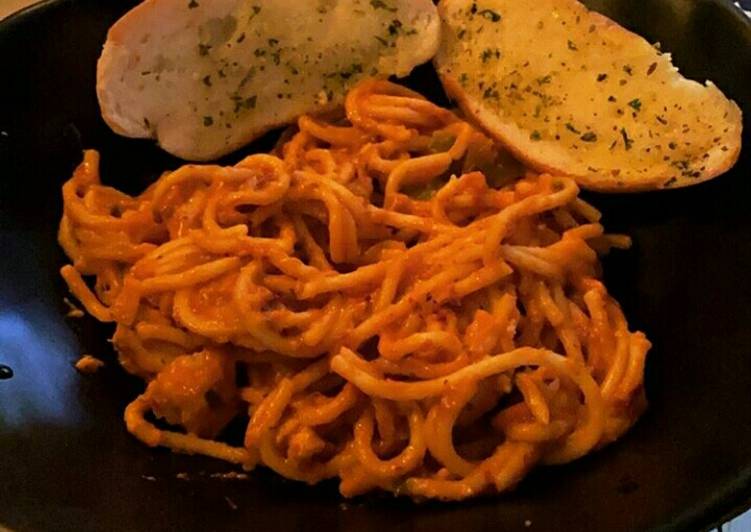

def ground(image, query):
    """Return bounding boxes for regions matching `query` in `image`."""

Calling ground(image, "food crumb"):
[209,471,249,480]
[176,472,190,480]
[141,475,156,482]
[75,355,104,374]
[524,520,532,527]
[225,496,238,510]
[63,297,85,318]
[315,90,329,105]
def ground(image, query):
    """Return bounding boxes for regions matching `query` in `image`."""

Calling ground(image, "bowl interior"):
[0,1,750,531]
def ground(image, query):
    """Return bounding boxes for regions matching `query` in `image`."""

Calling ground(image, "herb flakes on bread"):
[97,0,440,161]
[434,0,742,191]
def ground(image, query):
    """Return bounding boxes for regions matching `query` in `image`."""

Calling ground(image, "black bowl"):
[0,1,750,531]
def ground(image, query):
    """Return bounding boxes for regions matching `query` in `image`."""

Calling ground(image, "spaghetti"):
[59,79,649,500]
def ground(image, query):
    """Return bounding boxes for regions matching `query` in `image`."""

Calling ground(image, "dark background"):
[0,1,750,531]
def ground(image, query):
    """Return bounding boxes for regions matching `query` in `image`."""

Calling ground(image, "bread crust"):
[435,0,742,192]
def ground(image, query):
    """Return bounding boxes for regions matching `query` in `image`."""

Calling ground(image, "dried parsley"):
[580,131,597,142]
[231,94,257,114]
[482,87,500,100]
[537,74,552,85]
[479,9,501,22]
[620,127,633,150]
[628,98,642,111]
[370,0,397,11]
[480,48,500,63]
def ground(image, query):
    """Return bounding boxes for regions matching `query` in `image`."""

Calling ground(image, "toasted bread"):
[434,0,742,191]
[97,0,439,161]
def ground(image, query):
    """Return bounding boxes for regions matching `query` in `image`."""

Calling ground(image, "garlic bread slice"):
[98,0,440,161]
[435,0,742,191]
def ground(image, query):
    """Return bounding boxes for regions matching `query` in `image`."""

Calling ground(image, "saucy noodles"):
[59,79,649,500]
